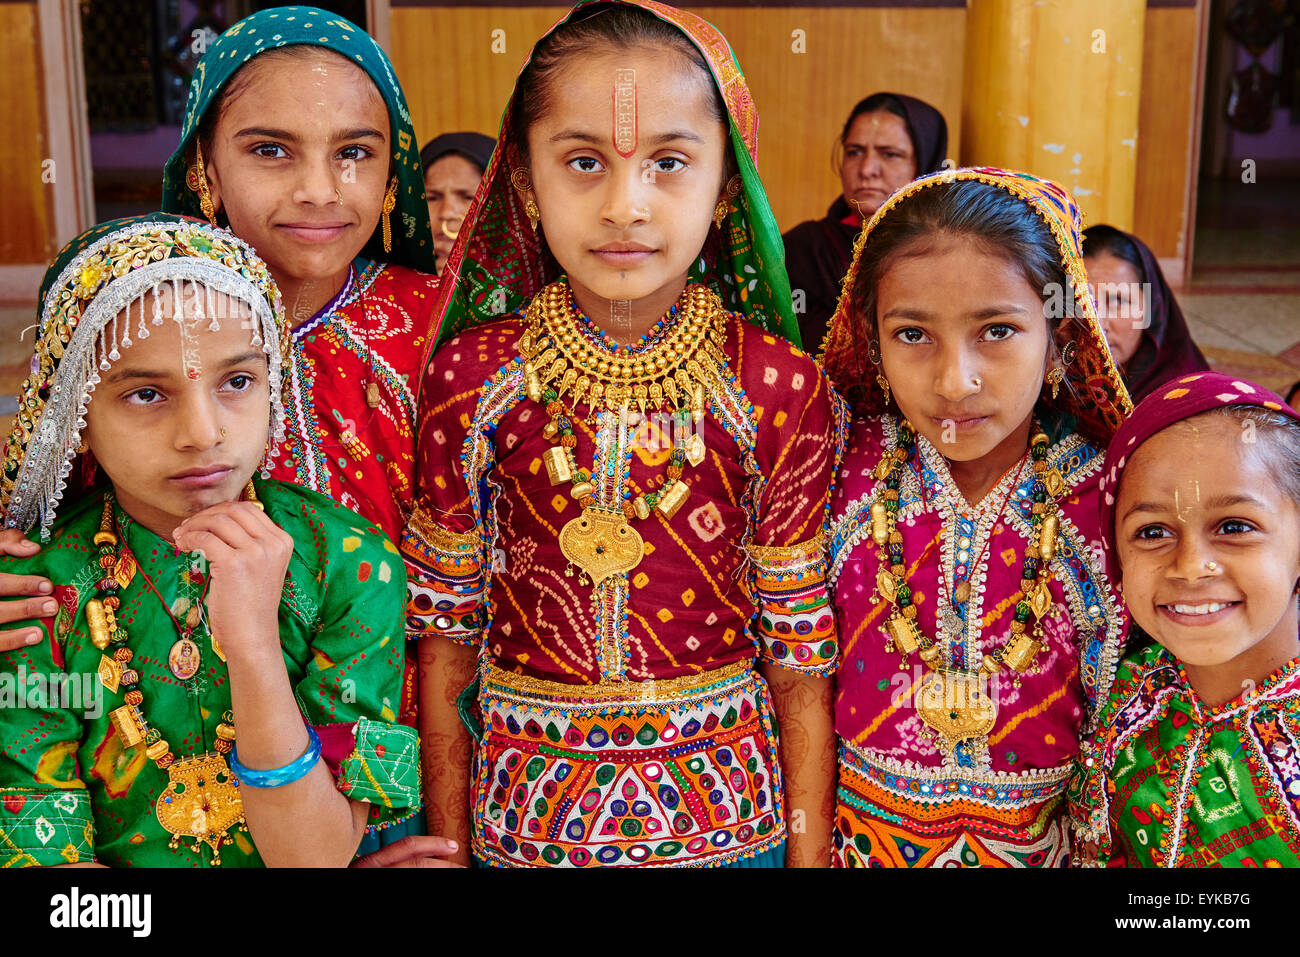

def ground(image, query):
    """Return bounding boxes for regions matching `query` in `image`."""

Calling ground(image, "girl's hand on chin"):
[173,500,293,662]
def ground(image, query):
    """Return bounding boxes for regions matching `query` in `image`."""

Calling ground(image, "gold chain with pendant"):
[90,493,249,864]
[519,281,729,587]
[867,422,1066,761]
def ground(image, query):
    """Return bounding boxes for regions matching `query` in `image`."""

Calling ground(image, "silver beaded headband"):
[5,222,287,539]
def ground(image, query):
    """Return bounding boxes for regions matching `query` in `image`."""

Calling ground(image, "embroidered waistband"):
[481,659,756,713]
[839,739,1072,808]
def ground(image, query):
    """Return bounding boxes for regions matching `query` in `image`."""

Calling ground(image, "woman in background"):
[1082,224,1208,402]
[784,92,947,352]
[422,132,495,275]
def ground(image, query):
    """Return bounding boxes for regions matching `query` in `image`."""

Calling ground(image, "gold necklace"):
[869,423,1063,762]
[521,281,728,419]
[92,492,253,864]
[519,281,729,587]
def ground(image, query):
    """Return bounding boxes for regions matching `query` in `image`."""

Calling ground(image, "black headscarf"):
[844,92,949,178]
[1082,225,1210,403]
[420,132,496,175]
[785,92,949,352]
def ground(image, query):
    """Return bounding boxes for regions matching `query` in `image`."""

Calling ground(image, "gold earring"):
[187,141,218,226]
[712,199,729,229]
[876,374,891,405]
[713,174,743,229]
[1046,367,1065,400]
[524,198,540,232]
[243,479,263,511]
[380,177,398,253]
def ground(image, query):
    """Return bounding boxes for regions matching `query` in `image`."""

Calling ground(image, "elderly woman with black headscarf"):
[784,92,948,352]
[421,132,495,274]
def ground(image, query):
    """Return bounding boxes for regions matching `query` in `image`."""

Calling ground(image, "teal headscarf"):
[160,6,435,274]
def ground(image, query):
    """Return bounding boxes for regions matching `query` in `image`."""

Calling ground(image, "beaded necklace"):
[92,488,261,864]
[869,421,1065,762]
[519,281,728,588]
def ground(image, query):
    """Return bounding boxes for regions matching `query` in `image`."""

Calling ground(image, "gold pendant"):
[685,432,706,467]
[915,670,998,759]
[1028,580,1052,619]
[876,569,897,603]
[156,751,245,866]
[168,637,201,680]
[97,654,122,693]
[109,704,146,748]
[1002,630,1043,673]
[953,580,971,604]
[558,507,645,586]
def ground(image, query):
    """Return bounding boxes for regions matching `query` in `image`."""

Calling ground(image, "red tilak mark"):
[187,369,200,380]
[612,68,637,158]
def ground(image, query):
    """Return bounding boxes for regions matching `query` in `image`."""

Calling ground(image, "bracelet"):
[230,726,322,788]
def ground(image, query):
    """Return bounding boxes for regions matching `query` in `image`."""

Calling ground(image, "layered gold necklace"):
[518,281,729,587]
[870,423,1064,763]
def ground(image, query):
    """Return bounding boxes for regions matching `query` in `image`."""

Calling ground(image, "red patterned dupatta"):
[268,258,437,729]
[417,0,800,373]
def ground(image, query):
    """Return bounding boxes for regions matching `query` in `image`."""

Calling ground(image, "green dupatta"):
[421,0,799,379]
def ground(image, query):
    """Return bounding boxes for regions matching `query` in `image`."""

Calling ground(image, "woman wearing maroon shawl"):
[784,92,948,352]
[1082,225,1209,402]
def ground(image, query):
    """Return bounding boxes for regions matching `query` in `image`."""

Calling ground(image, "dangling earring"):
[186,141,218,226]
[380,176,398,253]
[712,174,743,230]
[1046,366,1065,400]
[510,168,540,232]
[712,198,729,229]
[866,338,890,404]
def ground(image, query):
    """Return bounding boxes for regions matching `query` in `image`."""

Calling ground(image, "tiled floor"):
[1185,177,1300,395]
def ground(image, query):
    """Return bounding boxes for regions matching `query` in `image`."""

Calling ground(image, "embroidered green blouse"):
[0,478,419,867]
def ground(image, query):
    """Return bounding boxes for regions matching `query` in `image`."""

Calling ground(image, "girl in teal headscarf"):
[160,9,445,863]
[0,7,450,867]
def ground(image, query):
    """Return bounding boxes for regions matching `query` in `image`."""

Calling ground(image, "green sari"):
[0,479,418,867]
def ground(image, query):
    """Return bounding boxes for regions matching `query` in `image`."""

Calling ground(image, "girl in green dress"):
[1072,371,1300,867]
[0,215,419,867]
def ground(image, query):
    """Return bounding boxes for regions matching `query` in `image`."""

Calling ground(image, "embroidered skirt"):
[833,740,1072,868]
[472,660,786,867]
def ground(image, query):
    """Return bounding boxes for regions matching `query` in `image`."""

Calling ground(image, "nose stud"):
[971,376,982,388]
[1206,561,1218,572]
[220,428,227,438]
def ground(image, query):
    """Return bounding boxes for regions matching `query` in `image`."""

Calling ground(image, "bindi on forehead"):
[612,68,637,158]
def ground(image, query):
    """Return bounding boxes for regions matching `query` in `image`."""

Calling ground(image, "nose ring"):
[334,187,342,203]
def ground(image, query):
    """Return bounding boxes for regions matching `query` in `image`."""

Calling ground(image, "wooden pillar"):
[962,0,1145,230]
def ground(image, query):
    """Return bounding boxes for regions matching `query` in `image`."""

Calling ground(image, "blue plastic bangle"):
[230,726,322,788]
